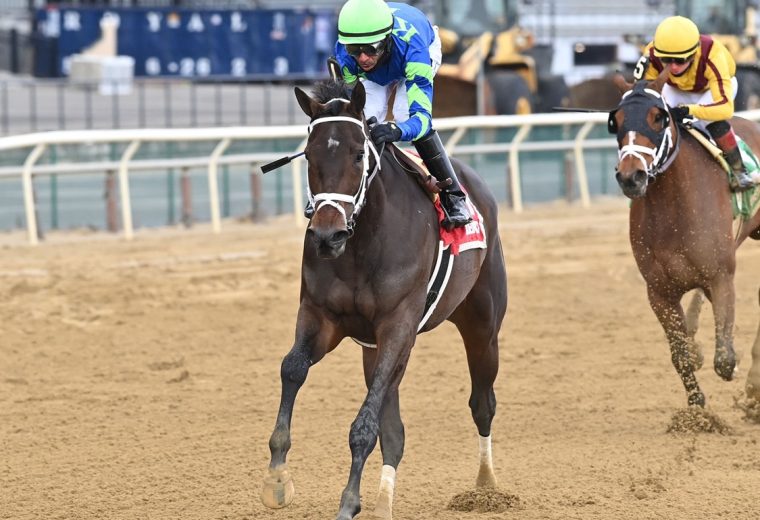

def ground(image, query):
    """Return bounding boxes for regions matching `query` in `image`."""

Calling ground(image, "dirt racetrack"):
[2,199,760,520]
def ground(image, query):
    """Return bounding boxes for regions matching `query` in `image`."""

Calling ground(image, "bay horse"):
[260,80,507,519]
[609,70,760,407]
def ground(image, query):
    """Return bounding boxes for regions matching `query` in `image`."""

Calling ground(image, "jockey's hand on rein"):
[370,122,402,146]
[669,104,690,124]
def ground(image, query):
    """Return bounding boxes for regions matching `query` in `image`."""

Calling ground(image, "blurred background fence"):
[2,0,757,239]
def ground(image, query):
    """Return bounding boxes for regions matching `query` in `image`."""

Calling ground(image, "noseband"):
[306,105,382,234]
[608,84,680,179]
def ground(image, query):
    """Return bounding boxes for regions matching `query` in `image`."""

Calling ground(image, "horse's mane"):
[311,80,352,106]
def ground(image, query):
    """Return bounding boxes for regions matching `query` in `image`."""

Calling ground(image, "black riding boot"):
[724,145,754,192]
[414,129,472,228]
[708,121,755,192]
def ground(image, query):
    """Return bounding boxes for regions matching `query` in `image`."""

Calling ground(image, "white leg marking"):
[476,434,497,488]
[374,464,396,518]
[479,434,493,467]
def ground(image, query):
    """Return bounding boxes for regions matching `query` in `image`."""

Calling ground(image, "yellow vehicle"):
[426,0,569,116]
[674,0,760,110]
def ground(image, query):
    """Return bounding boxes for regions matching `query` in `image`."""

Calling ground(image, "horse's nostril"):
[330,230,350,246]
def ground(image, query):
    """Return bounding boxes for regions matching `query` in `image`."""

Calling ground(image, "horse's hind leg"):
[360,347,404,520]
[707,273,738,381]
[261,308,339,509]
[648,287,705,406]
[456,318,500,488]
[684,289,705,370]
[452,254,507,488]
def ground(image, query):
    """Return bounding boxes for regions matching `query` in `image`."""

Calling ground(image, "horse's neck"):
[646,135,724,212]
[347,153,435,251]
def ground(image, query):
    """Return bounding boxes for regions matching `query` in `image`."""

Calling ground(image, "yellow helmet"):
[653,16,700,58]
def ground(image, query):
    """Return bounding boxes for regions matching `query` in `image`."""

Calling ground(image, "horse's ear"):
[648,67,670,93]
[612,73,633,95]
[349,81,366,115]
[295,86,319,118]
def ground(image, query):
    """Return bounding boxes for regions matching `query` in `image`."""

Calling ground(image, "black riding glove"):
[669,104,690,124]
[370,122,402,146]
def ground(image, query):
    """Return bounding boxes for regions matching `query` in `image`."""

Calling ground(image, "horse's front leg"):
[360,347,406,520]
[261,306,340,509]
[708,273,737,381]
[648,286,705,406]
[336,320,415,520]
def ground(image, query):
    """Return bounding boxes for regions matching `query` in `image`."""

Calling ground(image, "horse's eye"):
[355,151,365,164]
[654,113,664,125]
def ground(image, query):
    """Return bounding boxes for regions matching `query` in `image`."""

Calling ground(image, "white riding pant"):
[361,26,442,124]
[662,76,738,132]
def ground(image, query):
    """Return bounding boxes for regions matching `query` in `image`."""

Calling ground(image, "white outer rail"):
[3,109,760,245]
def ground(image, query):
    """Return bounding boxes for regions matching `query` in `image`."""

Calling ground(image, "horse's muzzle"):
[306,226,350,259]
[615,168,648,199]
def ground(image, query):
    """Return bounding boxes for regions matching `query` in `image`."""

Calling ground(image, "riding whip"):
[551,107,611,113]
[260,151,306,174]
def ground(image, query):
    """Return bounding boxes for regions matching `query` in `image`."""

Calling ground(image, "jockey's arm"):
[397,48,434,142]
[688,75,735,121]
[688,51,735,121]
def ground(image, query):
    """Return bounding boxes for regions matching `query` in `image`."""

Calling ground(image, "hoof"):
[261,467,295,509]
[747,379,760,402]
[714,349,736,381]
[476,466,498,488]
[354,510,389,520]
[687,391,706,408]
[370,491,393,519]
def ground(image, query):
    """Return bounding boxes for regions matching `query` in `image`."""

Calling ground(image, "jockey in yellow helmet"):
[634,15,754,191]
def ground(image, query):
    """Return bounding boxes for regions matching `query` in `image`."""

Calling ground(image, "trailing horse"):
[608,70,760,407]
[260,80,507,519]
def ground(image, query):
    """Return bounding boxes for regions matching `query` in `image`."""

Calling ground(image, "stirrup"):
[730,171,755,192]
[441,195,472,229]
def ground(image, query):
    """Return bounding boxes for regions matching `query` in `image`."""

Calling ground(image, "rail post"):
[105,170,119,232]
[22,143,46,245]
[250,165,263,221]
[181,167,192,228]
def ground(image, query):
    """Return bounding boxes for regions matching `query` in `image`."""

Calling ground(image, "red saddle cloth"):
[394,146,487,255]
[434,195,487,255]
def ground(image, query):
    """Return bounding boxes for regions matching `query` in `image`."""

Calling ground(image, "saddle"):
[385,143,442,200]
[684,124,760,180]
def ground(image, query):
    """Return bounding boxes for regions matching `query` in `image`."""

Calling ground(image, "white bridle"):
[306,111,382,230]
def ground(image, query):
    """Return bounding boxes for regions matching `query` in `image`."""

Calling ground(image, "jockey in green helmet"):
[324,0,472,228]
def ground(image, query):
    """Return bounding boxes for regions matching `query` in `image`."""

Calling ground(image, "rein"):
[306,110,382,234]
[610,86,680,180]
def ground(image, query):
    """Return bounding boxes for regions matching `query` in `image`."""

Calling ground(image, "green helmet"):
[338,0,394,45]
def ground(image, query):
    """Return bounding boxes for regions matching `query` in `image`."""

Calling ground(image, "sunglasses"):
[660,55,693,65]
[345,40,386,58]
